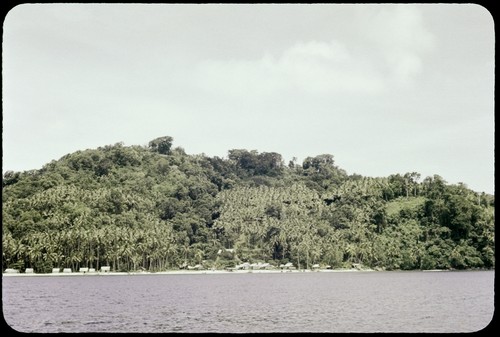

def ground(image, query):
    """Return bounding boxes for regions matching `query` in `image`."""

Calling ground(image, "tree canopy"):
[2,136,495,273]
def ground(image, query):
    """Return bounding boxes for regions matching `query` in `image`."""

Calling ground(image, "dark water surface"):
[2,270,494,333]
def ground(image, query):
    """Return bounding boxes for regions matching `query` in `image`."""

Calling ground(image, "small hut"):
[187,264,204,270]
[280,262,296,270]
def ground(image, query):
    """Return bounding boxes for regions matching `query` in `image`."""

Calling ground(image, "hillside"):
[2,136,495,272]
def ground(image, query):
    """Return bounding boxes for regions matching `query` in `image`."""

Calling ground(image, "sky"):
[2,4,495,194]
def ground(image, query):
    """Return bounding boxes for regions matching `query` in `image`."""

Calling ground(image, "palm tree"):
[194,248,204,265]
[182,243,190,266]
[167,243,179,269]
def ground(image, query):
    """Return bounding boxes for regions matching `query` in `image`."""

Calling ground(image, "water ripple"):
[2,271,494,333]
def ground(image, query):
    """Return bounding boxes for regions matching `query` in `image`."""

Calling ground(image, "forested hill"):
[2,136,495,273]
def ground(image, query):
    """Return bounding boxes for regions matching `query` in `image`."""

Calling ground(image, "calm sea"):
[1,270,494,333]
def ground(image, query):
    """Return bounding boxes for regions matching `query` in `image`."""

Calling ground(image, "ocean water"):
[2,270,494,333]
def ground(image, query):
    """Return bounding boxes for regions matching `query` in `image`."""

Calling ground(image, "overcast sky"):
[2,4,495,194]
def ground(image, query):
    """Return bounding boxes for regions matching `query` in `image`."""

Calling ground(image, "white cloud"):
[359,5,435,83]
[194,6,436,97]
[195,39,386,97]
[281,40,350,63]
[363,5,435,52]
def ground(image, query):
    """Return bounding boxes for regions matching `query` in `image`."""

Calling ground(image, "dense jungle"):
[2,136,495,273]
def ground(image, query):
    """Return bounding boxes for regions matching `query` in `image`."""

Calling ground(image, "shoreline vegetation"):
[4,268,460,277]
[3,269,363,276]
[2,137,495,274]
[5,263,487,277]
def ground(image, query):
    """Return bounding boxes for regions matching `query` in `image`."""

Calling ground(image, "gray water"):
[2,270,495,333]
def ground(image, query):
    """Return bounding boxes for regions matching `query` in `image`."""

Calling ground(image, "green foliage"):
[301,154,347,191]
[2,136,495,272]
[148,136,173,155]
[386,197,426,218]
[228,149,284,178]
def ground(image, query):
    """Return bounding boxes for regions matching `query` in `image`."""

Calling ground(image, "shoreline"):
[2,268,376,277]
[2,268,484,277]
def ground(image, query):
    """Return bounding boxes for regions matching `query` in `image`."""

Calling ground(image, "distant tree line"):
[2,136,495,273]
